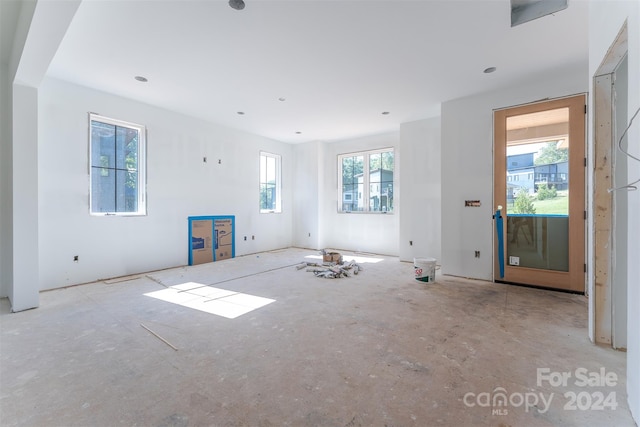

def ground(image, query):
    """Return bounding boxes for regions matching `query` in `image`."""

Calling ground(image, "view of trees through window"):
[340,148,394,213]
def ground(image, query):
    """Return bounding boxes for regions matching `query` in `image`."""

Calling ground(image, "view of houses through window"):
[339,148,394,213]
[506,139,568,215]
[89,114,146,215]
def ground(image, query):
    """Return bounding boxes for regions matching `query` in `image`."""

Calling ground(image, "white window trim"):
[259,151,282,213]
[338,147,394,214]
[89,113,147,216]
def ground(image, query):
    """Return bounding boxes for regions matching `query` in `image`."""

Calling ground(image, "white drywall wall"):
[292,141,321,250]
[0,63,10,299]
[588,1,639,421]
[398,117,441,264]
[320,132,400,255]
[441,63,587,281]
[12,83,39,310]
[37,78,293,290]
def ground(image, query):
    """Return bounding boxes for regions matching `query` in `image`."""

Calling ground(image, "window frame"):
[337,147,394,214]
[259,151,282,214]
[88,113,147,217]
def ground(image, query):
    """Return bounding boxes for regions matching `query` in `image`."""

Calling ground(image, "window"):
[338,148,394,213]
[259,151,281,213]
[89,114,146,215]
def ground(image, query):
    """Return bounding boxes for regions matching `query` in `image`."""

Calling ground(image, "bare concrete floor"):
[0,248,634,427]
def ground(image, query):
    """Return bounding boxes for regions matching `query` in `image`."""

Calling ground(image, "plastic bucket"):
[414,257,436,283]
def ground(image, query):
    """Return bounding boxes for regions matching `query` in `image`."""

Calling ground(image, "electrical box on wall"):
[188,215,235,265]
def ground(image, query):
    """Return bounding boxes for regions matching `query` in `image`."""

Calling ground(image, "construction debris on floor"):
[296,251,362,279]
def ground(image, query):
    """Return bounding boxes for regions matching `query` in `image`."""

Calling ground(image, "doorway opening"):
[592,22,629,349]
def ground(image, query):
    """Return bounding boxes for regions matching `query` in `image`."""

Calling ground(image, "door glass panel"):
[505,107,569,272]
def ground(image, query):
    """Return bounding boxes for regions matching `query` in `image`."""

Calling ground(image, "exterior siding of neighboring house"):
[342,169,393,212]
[534,162,569,191]
[507,153,535,204]
[506,152,568,204]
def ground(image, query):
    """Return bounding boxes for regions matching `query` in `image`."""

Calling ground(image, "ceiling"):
[14,0,589,144]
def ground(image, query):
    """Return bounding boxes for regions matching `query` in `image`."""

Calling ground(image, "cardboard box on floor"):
[188,215,235,265]
[323,252,342,264]
[214,218,233,261]
[191,219,213,265]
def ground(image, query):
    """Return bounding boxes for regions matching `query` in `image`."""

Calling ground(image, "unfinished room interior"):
[1,0,638,426]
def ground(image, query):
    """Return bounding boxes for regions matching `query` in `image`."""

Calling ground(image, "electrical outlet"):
[509,256,520,266]
[252,235,255,240]
[73,255,79,262]
[244,236,247,241]
[409,240,413,246]
[475,250,480,258]
[308,233,311,237]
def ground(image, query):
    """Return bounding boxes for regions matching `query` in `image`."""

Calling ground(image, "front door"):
[493,95,586,292]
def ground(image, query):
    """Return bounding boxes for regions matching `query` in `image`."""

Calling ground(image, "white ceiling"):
[38,0,588,143]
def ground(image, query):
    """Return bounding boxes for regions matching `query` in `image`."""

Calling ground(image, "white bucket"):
[414,257,436,283]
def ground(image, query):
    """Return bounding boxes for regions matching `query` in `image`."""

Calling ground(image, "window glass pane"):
[382,151,394,171]
[368,151,393,212]
[125,129,138,172]
[122,170,138,212]
[505,108,569,272]
[115,126,127,169]
[341,155,363,211]
[369,152,381,172]
[342,183,355,211]
[370,182,380,211]
[114,169,127,212]
[91,166,115,212]
[91,122,115,171]
[260,183,276,210]
[381,177,393,212]
[266,156,276,182]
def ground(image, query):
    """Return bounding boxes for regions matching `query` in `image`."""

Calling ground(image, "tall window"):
[338,148,394,213]
[89,114,146,216]
[259,151,281,213]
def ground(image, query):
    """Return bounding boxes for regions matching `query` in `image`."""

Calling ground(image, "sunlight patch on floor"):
[145,282,275,319]
[304,254,384,264]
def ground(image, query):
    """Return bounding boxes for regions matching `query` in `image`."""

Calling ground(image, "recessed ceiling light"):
[295,131,302,134]
[484,67,497,74]
[278,97,286,102]
[134,76,148,82]
[381,111,390,115]
[237,111,245,115]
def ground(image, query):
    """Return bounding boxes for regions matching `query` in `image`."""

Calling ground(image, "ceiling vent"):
[229,0,245,11]
[510,0,567,27]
